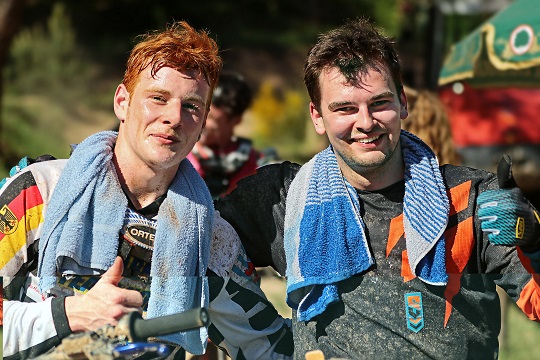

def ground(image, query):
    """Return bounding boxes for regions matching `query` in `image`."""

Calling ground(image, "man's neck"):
[340,153,405,191]
[113,155,177,210]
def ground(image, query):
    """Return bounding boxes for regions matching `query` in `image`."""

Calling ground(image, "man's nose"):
[163,103,182,127]
[354,105,376,131]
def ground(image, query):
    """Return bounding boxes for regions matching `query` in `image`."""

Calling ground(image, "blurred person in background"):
[402,87,460,166]
[187,71,278,199]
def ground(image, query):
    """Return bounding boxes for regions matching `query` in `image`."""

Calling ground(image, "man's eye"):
[153,96,166,102]
[371,100,388,107]
[335,106,355,113]
[184,103,201,112]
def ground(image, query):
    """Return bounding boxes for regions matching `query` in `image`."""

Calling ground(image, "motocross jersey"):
[187,137,272,199]
[216,161,540,360]
[0,159,293,360]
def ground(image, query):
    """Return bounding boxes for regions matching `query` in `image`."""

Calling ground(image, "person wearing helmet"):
[187,71,277,199]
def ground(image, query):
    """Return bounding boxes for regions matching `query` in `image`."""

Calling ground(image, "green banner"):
[439,0,540,87]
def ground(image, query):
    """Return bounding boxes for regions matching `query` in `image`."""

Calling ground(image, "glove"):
[477,155,540,252]
[0,155,56,189]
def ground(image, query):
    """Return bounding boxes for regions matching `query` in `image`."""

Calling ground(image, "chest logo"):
[123,223,156,250]
[404,292,424,333]
[0,205,18,235]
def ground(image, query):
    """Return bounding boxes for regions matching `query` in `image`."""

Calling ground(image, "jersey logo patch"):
[122,208,156,250]
[0,205,18,234]
[124,223,155,250]
[404,292,424,333]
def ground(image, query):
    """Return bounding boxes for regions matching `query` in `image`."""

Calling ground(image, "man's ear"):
[399,88,408,120]
[114,84,129,122]
[310,102,326,135]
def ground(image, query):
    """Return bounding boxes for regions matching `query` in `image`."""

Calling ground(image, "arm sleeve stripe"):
[0,171,38,205]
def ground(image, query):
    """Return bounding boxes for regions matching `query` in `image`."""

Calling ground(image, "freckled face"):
[310,67,408,183]
[114,66,211,171]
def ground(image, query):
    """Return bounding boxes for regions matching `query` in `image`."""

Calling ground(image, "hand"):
[477,155,540,251]
[64,257,143,332]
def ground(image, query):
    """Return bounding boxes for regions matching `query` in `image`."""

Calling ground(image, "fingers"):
[64,257,144,332]
[101,256,124,286]
[497,155,517,189]
[99,257,143,307]
[65,289,143,332]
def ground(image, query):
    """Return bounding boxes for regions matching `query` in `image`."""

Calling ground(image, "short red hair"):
[122,21,222,101]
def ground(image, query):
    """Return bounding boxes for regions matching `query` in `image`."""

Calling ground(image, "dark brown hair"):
[304,17,402,111]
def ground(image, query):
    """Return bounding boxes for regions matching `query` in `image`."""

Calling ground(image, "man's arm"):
[3,298,67,360]
[207,251,293,359]
[1,166,67,359]
[216,161,300,275]
[1,164,143,359]
[477,155,540,321]
[207,212,293,359]
[4,260,144,360]
[208,273,293,360]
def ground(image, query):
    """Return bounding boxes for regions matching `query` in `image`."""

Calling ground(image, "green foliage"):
[3,95,73,159]
[250,80,324,162]
[370,0,403,36]
[5,3,92,96]
[1,2,117,169]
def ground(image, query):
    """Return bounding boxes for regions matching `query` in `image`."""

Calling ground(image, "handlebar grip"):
[127,308,209,342]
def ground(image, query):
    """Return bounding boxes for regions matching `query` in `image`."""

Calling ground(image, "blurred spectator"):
[188,71,278,199]
[402,87,460,165]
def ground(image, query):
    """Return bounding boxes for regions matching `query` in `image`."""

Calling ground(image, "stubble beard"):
[338,140,400,177]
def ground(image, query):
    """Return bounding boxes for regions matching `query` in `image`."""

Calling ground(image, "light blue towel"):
[284,130,449,321]
[38,131,213,354]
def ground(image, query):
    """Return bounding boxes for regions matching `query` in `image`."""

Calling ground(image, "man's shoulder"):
[1,158,67,194]
[248,160,300,184]
[209,211,243,276]
[440,163,496,189]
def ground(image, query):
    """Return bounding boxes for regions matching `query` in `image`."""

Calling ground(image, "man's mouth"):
[153,132,179,142]
[354,134,381,144]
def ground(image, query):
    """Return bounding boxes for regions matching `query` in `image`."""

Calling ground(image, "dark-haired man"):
[216,17,540,359]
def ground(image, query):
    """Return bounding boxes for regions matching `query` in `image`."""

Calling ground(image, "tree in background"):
[0,0,27,168]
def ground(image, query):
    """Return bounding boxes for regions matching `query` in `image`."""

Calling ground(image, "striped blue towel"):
[284,130,449,321]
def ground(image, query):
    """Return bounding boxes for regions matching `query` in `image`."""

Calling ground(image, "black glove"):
[477,155,540,252]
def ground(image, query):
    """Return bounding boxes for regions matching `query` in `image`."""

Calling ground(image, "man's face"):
[198,105,239,149]
[114,66,211,171]
[310,66,408,188]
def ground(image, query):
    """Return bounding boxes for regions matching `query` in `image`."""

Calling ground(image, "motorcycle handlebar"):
[123,307,209,342]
